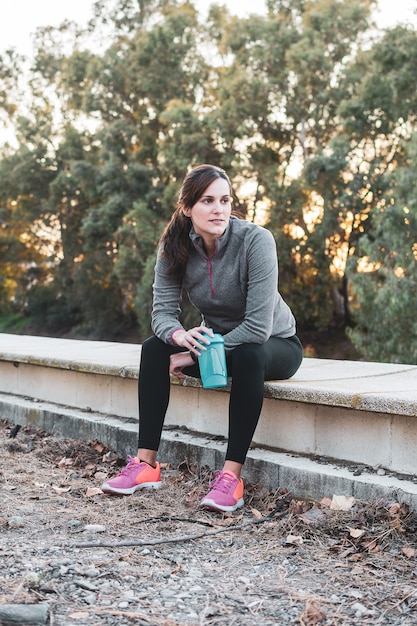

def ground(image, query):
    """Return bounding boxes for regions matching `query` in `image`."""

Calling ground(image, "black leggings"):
[138,335,303,465]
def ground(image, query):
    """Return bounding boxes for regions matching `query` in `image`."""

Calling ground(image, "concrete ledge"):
[2,333,417,415]
[0,333,417,417]
[1,333,417,476]
[2,391,417,510]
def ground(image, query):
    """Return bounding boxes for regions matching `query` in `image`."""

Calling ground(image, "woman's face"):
[184,177,232,245]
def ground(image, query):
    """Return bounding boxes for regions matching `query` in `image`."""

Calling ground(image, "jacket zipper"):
[194,240,217,297]
[207,258,216,297]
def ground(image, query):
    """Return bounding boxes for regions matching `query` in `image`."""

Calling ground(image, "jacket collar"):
[189,216,235,256]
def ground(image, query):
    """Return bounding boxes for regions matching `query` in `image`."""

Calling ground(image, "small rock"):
[67,519,83,528]
[121,589,135,596]
[53,496,67,505]
[118,601,129,609]
[16,506,33,514]
[352,602,367,614]
[377,468,386,476]
[83,593,97,605]
[84,567,100,578]
[8,516,25,527]
[299,508,326,525]
[84,524,106,533]
[74,579,99,592]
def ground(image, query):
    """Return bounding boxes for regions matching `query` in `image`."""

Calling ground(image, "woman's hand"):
[169,352,194,380]
[171,326,212,360]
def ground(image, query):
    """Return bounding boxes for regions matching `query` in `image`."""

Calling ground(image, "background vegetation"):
[0,0,416,364]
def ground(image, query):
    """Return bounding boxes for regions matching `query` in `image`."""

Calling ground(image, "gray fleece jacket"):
[151,216,296,353]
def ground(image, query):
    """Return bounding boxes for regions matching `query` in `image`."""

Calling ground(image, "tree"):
[205,0,375,330]
[0,107,58,322]
[12,0,217,337]
[346,134,417,364]
[1,0,417,361]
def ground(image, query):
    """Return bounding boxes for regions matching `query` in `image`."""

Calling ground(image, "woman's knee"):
[231,343,266,373]
[140,335,170,362]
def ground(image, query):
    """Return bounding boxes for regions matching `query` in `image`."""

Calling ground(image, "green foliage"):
[347,136,417,364]
[25,285,80,333]
[0,313,28,333]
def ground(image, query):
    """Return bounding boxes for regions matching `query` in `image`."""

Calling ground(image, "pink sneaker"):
[200,470,244,512]
[101,456,161,495]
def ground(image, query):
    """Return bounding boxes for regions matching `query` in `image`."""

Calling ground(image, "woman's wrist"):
[171,327,185,345]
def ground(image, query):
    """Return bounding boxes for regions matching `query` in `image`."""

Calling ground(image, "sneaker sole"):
[199,497,244,512]
[101,481,162,495]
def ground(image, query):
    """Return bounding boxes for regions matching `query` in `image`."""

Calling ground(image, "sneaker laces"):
[210,470,237,494]
[118,455,141,477]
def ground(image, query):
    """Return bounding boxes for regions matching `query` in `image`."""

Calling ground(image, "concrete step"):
[1,390,417,510]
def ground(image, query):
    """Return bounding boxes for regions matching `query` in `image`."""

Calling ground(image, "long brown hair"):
[159,164,234,279]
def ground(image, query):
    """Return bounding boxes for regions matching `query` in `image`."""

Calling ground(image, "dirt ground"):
[1,419,417,625]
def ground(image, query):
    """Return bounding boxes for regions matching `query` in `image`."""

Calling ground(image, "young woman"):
[101,164,303,512]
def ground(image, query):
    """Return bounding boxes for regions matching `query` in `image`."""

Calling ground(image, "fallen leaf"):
[362,539,380,553]
[93,443,104,453]
[286,534,304,545]
[291,500,311,515]
[349,527,366,539]
[302,599,327,624]
[390,514,402,528]
[69,612,89,620]
[94,471,107,481]
[330,495,355,511]
[58,457,74,467]
[224,514,243,523]
[86,487,103,497]
[251,508,263,519]
[401,547,415,559]
[400,502,409,515]
[389,503,401,516]
[339,547,356,558]
[52,485,71,494]
[84,462,95,470]
[320,496,332,508]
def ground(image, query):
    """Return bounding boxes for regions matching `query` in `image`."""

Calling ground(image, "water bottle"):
[198,330,228,389]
